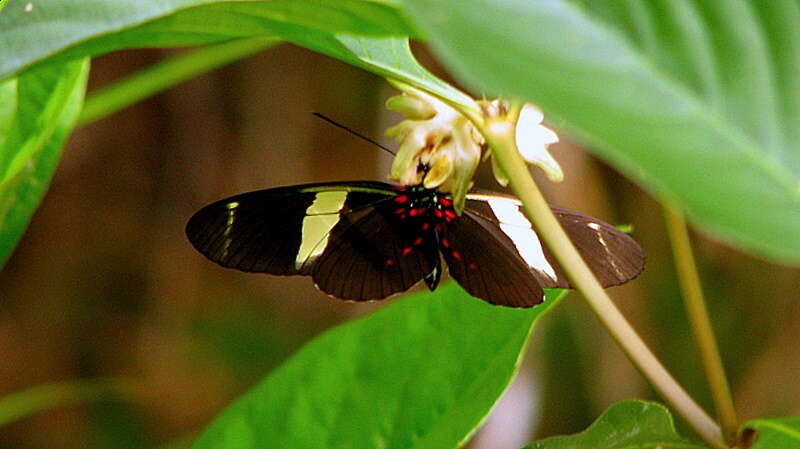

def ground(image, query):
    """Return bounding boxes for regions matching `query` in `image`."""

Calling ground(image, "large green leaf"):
[525,400,704,449]
[741,417,800,449]
[0,0,410,77]
[399,0,800,265]
[191,284,565,449]
[0,58,89,267]
[0,0,474,111]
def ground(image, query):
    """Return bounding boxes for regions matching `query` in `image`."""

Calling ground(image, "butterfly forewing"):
[186,182,439,301]
[186,187,318,274]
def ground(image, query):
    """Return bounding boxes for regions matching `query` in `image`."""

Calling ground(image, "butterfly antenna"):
[312,112,396,156]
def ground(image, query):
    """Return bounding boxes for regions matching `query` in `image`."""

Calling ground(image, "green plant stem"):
[0,378,143,428]
[664,204,738,444]
[78,37,279,127]
[481,118,725,449]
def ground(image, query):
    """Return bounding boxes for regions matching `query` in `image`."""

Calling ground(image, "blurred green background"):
[0,43,798,449]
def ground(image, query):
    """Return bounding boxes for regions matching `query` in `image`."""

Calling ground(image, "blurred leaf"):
[0,80,16,140]
[0,58,88,268]
[524,400,703,449]
[399,0,800,265]
[0,378,137,428]
[741,417,800,449]
[87,396,155,449]
[191,284,565,449]
[0,0,475,117]
[190,298,306,382]
[535,302,595,436]
[154,435,194,449]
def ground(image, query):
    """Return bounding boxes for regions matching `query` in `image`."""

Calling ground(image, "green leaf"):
[741,417,800,449]
[0,0,412,79]
[191,284,565,449]
[399,0,800,265]
[0,58,89,268]
[525,400,704,449]
[297,35,477,112]
[0,0,475,117]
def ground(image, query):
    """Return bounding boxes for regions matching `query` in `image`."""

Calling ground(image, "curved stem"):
[78,37,278,127]
[664,204,738,444]
[0,378,144,428]
[481,118,725,449]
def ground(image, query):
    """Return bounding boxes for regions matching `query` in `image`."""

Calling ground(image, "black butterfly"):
[185,181,644,308]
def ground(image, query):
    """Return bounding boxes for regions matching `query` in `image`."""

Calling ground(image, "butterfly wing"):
[309,195,439,300]
[186,182,439,300]
[439,193,645,307]
[438,207,547,307]
[548,206,645,287]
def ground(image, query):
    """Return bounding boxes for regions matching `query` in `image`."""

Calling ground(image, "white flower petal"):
[515,104,563,182]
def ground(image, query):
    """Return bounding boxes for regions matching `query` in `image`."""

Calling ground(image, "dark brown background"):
[1,43,798,448]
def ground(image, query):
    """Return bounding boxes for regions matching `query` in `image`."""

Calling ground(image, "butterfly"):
[185,180,644,308]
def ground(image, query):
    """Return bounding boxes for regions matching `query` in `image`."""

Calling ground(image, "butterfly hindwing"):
[453,192,645,305]
[548,207,645,287]
[310,193,439,300]
[438,207,546,307]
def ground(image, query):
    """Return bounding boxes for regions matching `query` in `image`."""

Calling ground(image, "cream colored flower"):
[385,83,483,212]
[384,81,561,211]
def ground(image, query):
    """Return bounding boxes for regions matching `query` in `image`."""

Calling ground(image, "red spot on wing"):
[468,263,477,270]
[402,247,413,256]
[413,237,423,246]
[434,209,443,218]
[441,238,450,249]
[394,208,406,215]
[394,194,409,203]
[439,197,452,207]
[385,258,395,266]
[444,210,457,220]
[451,250,463,261]
[421,222,430,231]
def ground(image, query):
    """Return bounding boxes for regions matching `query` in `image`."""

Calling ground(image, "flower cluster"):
[385,82,561,211]
[386,83,483,212]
